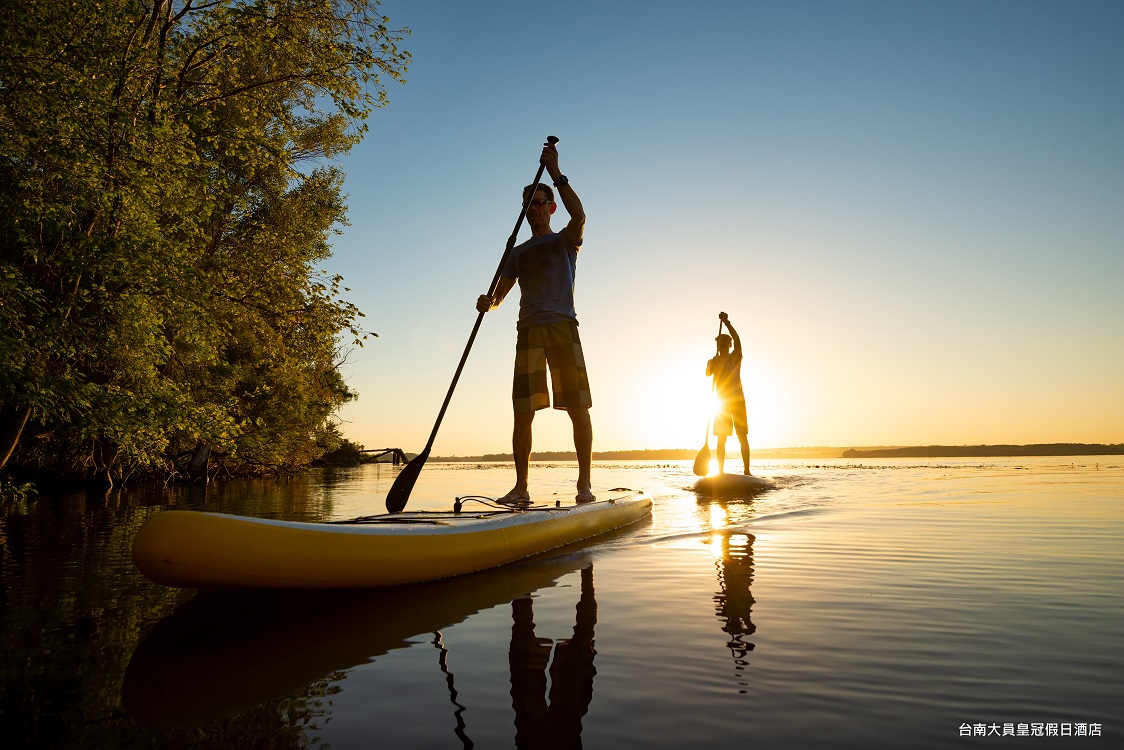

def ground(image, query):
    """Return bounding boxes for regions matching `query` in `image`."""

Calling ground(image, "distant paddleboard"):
[693,473,775,496]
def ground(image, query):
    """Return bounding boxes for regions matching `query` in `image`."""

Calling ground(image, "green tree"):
[0,0,408,481]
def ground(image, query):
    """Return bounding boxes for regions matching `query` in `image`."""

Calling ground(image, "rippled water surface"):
[2,457,1121,748]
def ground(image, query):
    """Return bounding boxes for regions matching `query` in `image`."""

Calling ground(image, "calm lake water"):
[1,457,1121,749]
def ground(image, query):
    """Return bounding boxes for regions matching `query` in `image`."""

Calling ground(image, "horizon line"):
[424,442,1124,461]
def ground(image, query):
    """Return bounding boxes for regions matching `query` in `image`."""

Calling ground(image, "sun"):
[633,352,787,451]
[635,359,718,449]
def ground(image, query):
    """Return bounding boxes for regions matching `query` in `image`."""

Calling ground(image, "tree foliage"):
[0,0,408,482]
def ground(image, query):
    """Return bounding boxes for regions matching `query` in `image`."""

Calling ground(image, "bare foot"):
[575,486,596,504]
[497,488,531,506]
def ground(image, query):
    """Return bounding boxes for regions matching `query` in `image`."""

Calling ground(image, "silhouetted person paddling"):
[707,312,752,475]
[477,140,594,505]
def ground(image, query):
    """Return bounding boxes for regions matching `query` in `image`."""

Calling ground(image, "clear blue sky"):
[323,0,1124,455]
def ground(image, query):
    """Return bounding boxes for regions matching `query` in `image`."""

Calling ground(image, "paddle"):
[692,423,711,477]
[385,136,560,513]
[692,319,724,476]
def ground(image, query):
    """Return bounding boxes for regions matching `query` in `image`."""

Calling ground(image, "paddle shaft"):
[418,144,556,457]
[693,318,726,475]
[706,318,724,430]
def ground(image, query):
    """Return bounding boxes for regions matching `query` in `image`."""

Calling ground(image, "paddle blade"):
[693,444,711,476]
[385,448,430,513]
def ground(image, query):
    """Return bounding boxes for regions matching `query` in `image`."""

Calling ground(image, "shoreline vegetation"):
[1,3,410,489]
[428,443,1124,462]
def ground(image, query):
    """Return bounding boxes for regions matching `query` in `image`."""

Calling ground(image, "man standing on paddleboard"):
[476,141,594,505]
[708,312,752,475]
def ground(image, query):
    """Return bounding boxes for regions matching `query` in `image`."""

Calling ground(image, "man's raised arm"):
[720,312,742,356]
[541,144,585,246]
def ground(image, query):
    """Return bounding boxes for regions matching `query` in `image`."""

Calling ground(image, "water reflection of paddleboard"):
[124,552,592,728]
[693,474,775,496]
[133,489,651,589]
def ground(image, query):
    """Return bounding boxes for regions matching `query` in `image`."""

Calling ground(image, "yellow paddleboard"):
[133,490,652,589]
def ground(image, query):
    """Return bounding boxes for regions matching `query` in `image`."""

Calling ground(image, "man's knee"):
[566,406,590,422]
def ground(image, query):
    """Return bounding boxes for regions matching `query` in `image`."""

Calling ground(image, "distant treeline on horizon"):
[840,443,1124,458]
[428,443,1124,462]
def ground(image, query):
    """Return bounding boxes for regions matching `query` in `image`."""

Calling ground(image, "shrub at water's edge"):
[0,1,410,486]
[315,438,367,468]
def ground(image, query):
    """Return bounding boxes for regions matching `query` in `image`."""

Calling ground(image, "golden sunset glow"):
[635,358,719,450]
[627,346,797,456]
[709,504,729,536]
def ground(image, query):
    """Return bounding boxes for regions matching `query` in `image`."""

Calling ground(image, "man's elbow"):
[567,216,586,244]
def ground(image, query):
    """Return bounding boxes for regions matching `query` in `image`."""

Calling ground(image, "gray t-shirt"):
[501,231,582,330]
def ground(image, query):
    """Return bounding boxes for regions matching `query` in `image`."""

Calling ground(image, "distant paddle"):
[693,319,724,477]
[385,136,560,513]
[692,423,711,477]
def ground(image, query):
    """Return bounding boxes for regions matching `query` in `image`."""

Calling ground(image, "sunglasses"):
[527,198,551,207]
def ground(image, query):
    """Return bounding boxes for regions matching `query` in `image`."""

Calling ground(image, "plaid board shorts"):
[714,397,748,436]
[513,320,593,413]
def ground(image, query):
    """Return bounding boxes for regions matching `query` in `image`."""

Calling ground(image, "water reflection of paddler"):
[123,554,589,729]
[713,532,757,692]
[508,565,597,749]
[706,311,752,475]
